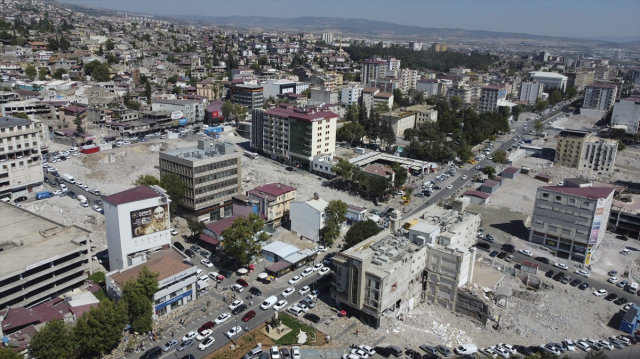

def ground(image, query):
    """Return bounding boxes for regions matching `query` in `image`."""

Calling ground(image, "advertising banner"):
[588,199,606,245]
[131,204,169,238]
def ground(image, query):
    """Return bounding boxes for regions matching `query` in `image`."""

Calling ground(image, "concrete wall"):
[290,201,323,240]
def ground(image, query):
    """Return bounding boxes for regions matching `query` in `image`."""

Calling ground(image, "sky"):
[57,0,640,40]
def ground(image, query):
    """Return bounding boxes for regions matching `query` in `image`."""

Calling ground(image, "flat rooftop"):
[341,233,422,278]
[160,140,240,163]
[109,249,189,286]
[0,202,91,277]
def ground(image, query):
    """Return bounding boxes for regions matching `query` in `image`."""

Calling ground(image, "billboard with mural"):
[588,199,606,245]
[131,204,169,238]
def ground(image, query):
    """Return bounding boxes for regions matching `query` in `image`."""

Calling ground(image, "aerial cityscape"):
[1,1,640,359]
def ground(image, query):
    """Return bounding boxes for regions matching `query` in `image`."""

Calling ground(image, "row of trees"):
[132,173,187,211]
[336,104,397,149]
[332,159,408,201]
[19,268,158,359]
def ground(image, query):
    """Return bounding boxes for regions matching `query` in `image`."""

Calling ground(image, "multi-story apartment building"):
[565,69,595,91]
[310,87,339,104]
[369,77,401,94]
[1,99,55,119]
[256,106,338,170]
[446,84,472,104]
[478,85,507,113]
[361,60,387,85]
[431,43,447,52]
[527,71,567,92]
[340,85,363,107]
[611,97,640,133]
[0,92,19,104]
[159,140,242,222]
[196,80,222,101]
[519,82,544,105]
[229,83,264,110]
[152,99,205,124]
[555,129,618,175]
[408,41,422,51]
[361,88,394,115]
[321,32,333,44]
[595,67,617,81]
[529,183,614,265]
[386,57,401,71]
[0,201,91,310]
[0,116,45,199]
[261,79,309,100]
[247,183,297,226]
[582,83,618,113]
[404,104,438,126]
[416,79,441,98]
[399,68,419,92]
[381,108,418,136]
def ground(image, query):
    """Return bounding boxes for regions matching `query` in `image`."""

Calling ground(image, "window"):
[555,196,561,201]
[542,193,549,198]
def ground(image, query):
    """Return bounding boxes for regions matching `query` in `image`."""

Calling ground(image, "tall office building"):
[519,82,544,105]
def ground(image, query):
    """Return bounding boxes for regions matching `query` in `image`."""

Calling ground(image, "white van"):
[454,344,478,355]
[199,275,210,283]
[629,282,638,294]
[260,296,278,310]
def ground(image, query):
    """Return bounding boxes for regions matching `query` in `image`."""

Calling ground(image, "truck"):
[403,218,418,230]
[62,174,75,184]
[36,191,54,200]
[204,126,224,135]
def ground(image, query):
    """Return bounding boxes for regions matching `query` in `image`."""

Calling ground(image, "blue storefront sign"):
[178,119,188,126]
[155,290,192,311]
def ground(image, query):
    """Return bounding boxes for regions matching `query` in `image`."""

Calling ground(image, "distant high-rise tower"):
[321,32,333,44]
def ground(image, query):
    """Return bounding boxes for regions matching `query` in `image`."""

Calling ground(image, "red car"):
[198,321,215,333]
[241,310,256,322]
[236,278,249,287]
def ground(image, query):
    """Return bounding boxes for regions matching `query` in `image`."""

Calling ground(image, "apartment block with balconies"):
[582,83,618,113]
[555,129,618,175]
[0,116,44,199]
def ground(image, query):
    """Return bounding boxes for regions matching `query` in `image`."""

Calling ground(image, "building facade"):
[381,109,417,136]
[528,184,614,265]
[527,71,568,92]
[519,82,544,105]
[611,97,640,133]
[159,140,242,222]
[103,185,173,270]
[582,83,618,112]
[0,116,45,199]
[565,69,595,91]
[478,85,507,113]
[229,83,264,110]
[555,129,618,175]
[290,196,328,241]
[446,84,472,104]
[0,202,91,310]
[151,99,205,124]
[247,183,297,225]
[340,85,363,107]
[361,60,387,85]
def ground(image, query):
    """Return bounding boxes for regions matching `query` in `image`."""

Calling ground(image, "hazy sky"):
[57,0,640,39]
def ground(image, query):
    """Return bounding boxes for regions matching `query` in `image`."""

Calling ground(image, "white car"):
[75,182,83,188]
[296,302,310,312]
[312,263,324,271]
[446,184,453,190]
[491,346,509,358]
[271,346,281,359]
[518,249,532,257]
[59,184,67,191]
[350,349,369,359]
[292,346,301,359]
[301,268,314,277]
[357,345,376,356]
[608,277,619,284]
[228,299,244,311]
[288,275,301,285]
[461,175,467,180]
[80,184,89,190]
[198,337,214,351]
[214,312,231,325]
[593,289,608,296]
[624,303,636,311]
[53,190,63,196]
[273,300,288,311]
[195,329,212,341]
[598,341,613,351]
[541,344,560,356]
[480,347,497,358]
[170,228,178,236]
[314,245,327,252]
[309,289,321,299]
[318,267,330,276]
[395,190,405,196]
[575,340,591,352]
[554,263,568,270]
[92,205,102,212]
[497,344,516,355]
[575,270,591,278]
[182,331,198,342]
[282,287,295,297]
[231,283,244,292]
[225,326,243,338]
[298,286,310,296]
[201,259,213,268]
[562,340,576,352]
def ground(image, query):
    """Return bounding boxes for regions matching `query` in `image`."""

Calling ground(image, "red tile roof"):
[103,186,160,205]
[200,233,220,245]
[205,215,240,236]
[363,165,394,177]
[586,83,617,89]
[540,186,614,200]
[463,190,490,199]
[481,180,501,188]
[251,183,297,197]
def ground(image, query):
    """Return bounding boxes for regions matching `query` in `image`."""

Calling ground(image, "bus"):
[244,151,258,159]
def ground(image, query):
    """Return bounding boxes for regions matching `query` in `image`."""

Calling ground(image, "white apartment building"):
[290,195,328,241]
[527,71,568,92]
[361,60,387,85]
[529,184,614,265]
[1,99,55,119]
[361,88,394,115]
[321,33,333,44]
[152,99,206,123]
[555,129,618,175]
[416,79,440,98]
[340,85,363,107]
[405,104,438,126]
[446,84,472,104]
[582,83,618,113]
[0,116,45,199]
[519,82,544,105]
[386,57,401,71]
[611,97,640,133]
[409,41,423,51]
[478,85,507,113]
[400,68,419,92]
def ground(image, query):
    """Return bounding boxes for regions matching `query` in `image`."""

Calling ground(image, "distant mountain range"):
[175,15,629,44]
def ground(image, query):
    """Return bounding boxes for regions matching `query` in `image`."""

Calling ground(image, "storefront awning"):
[197,280,209,290]
[199,233,220,246]
[265,261,291,273]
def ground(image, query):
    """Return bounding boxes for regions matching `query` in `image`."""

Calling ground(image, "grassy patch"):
[94,288,109,302]
[88,271,105,284]
[274,313,316,345]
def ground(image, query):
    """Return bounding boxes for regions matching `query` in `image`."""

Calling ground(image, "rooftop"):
[264,106,338,122]
[249,183,297,198]
[154,99,203,105]
[586,83,617,89]
[540,186,615,200]
[0,202,90,277]
[103,186,160,206]
[160,140,239,163]
[109,249,190,286]
[528,71,568,79]
[0,116,32,129]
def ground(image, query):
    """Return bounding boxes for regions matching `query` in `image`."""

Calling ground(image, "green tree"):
[53,68,67,80]
[105,38,115,51]
[0,348,22,359]
[345,104,360,122]
[84,60,111,82]
[511,104,523,122]
[336,122,366,147]
[30,319,75,359]
[145,80,152,104]
[457,145,473,163]
[12,112,29,120]
[221,213,269,265]
[483,166,496,179]
[38,67,48,81]
[25,64,37,81]
[167,74,179,84]
[565,87,577,99]
[449,96,463,112]
[534,97,548,112]
[534,119,544,135]
[132,174,160,186]
[221,100,234,120]
[344,219,381,250]
[332,158,355,181]
[548,88,562,105]
[126,100,140,110]
[367,175,391,200]
[121,266,158,333]
[159,173,187,211]
[74,299,128,355]
[390,162,408,188]
[187,220,205,237]
[74,113,85,134]
[97,44,104,56]
[321,200,348,246]
[585,351,609,359]
[492,150,508,164]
